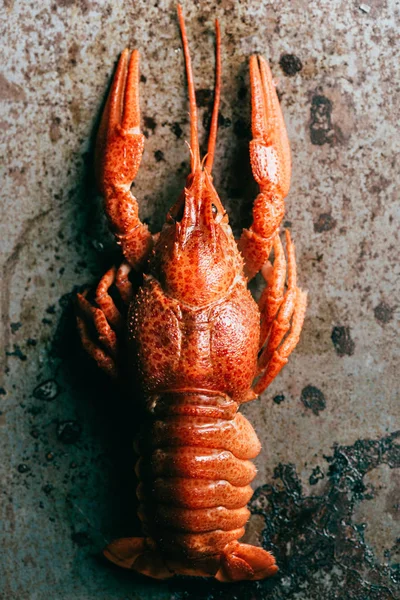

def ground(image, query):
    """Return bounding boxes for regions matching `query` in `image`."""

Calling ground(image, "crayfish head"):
[150,170,242,307]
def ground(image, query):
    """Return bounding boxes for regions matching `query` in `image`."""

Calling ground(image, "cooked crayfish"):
[76,5,307,582]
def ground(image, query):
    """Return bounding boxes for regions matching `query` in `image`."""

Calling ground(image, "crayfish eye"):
[211,204,218,216]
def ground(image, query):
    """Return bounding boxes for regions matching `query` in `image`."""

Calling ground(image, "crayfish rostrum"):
[76,5,307,582]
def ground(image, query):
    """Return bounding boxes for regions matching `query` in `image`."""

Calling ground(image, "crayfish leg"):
[258,233,287,351]
[75,263,131,380]
[254,230,307,393]
[258,229,297,371]
[254,287,308,395]
[76,310,118,379]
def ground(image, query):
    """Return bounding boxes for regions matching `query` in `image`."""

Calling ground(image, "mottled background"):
[0,0,399,598]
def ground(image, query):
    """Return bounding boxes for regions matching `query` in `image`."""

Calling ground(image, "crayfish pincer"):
[76,4,307,582]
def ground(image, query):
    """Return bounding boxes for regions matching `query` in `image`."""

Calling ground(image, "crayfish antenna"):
[177,4,201,173]
[177,6,222,176]
[205,19,221,175]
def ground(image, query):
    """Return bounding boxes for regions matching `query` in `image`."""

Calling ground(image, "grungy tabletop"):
[0,1,399,599]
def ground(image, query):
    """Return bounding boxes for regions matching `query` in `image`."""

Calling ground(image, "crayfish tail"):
[104,535,222,579]
[104,536,278,581]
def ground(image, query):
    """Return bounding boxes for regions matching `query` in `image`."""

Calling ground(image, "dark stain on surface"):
[248,432,400,600]
[5,344,27,361]
[218,114,231,128]
[331,326,355,356]
[57,420,82,444]
[195,88,213,107]
[273,394,285,405]
[374,302,394,324]
[279,54,303,76]
[144,116,157,133]
[301,385,326,415]
[170,122,183,139]
[202,111,231,137]
[309,95,343,146]
[313,212,337,233]
[71,530,91,546]
[26,405,43,417]
[10,321,22,333]
[238,86,247,100]
[309,465,325,485]
[17,463,30,474]
[33,379,60,401]
[154,149,165,162]
[42,484,54,496]
[233,117,251,139]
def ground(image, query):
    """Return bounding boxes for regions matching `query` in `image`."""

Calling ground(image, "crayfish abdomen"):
[133,394,262,574]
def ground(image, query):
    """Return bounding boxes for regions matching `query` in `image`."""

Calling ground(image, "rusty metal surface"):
[0,0,399,598]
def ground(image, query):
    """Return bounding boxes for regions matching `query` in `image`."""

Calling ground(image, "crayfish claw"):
[95,48,153,270]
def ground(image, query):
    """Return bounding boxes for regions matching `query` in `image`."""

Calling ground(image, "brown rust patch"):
[49,117,62,143]
[0,73,27,102]
[68,41,80,67]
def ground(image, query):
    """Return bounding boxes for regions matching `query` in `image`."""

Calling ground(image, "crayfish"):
[76,5,307,582]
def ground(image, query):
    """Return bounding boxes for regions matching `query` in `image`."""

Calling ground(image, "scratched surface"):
[0,0,399,598]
